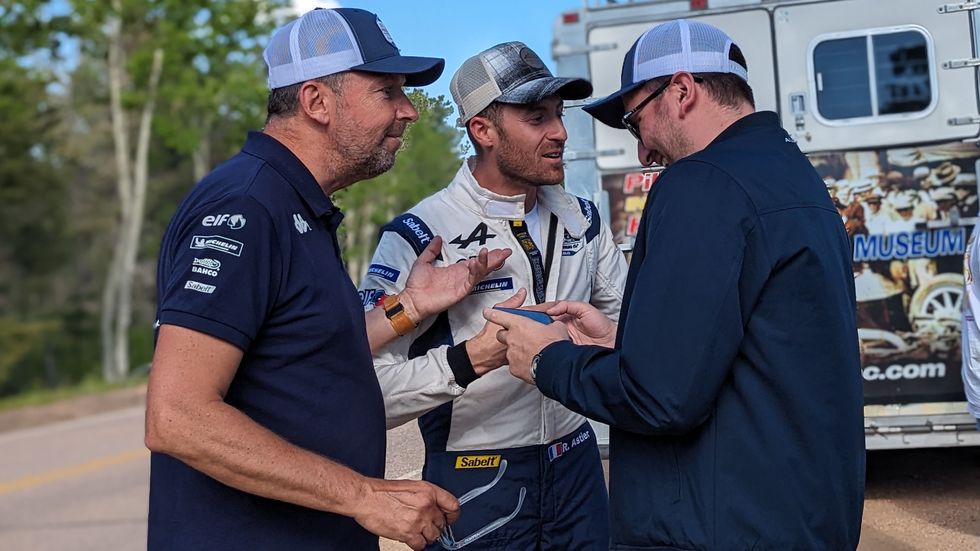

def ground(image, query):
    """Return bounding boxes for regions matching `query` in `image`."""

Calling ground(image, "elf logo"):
[202,213,246,230]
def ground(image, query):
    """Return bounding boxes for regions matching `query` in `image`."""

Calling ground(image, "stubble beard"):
[495,130,564,189]
[334,116,401,182]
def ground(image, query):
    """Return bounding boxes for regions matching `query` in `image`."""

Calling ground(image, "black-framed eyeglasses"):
[621,75,703,142]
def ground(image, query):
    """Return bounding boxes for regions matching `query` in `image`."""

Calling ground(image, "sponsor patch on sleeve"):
[367,264,401,282]
[454,455,502,469]
[359,288,388,308]
[190,235,244,257]
[184,280,216,294]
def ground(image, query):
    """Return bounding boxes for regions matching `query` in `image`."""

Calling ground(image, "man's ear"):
[675,73,698,118]
[298,81,333,125]
[468,116,497,152]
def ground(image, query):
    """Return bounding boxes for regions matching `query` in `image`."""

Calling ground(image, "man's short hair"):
[644,44,754,109]
[266,72,348,122]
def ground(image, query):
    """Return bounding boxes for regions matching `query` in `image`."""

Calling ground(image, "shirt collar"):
[447,159,591,238]
[710,111,781,146]
[241,131,340,220]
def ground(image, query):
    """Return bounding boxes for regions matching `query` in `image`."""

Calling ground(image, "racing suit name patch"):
[454,455,502,469]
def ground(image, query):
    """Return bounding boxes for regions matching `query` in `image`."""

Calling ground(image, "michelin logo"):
[184,280,216,294]
[402,217,432,245]
[190,235,244,257]
[367,264,401,283]
[471,277,514,294]
[191,257,221,277]
[202,213,246,230]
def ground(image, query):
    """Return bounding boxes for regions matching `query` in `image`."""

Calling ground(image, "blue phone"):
[493,306,553,325]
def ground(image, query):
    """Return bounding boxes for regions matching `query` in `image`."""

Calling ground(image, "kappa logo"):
[190,235,244,257]
[450,222,496,249]
[202,213,247,230]
[191,257,222,277]
[184,280,216,294]
[293,213,311,235]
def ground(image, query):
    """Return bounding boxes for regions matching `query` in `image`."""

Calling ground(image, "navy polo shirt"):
[149,132,385,550]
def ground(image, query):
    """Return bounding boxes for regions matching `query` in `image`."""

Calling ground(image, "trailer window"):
[812,28,932,123]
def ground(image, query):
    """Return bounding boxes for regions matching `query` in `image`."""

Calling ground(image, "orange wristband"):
[382,294,418,336]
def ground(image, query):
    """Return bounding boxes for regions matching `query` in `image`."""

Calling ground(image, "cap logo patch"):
[519,47,544,69]
[376,17,397,49]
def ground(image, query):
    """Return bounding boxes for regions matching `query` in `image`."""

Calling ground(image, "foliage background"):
[0,0,464,397]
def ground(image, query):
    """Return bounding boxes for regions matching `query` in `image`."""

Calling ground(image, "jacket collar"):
[447,158,591,239]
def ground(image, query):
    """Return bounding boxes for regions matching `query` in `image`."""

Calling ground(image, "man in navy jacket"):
[485,19,865,550]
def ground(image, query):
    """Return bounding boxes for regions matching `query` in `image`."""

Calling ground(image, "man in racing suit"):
[360,42,627,550]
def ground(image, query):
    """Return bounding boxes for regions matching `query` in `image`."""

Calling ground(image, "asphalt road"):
[0,408,976,550]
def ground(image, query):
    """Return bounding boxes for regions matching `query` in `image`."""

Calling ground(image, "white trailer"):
[553,0,980,449]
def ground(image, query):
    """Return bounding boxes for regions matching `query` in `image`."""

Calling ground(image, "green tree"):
[336,91,464,281]
[66,0,285,381]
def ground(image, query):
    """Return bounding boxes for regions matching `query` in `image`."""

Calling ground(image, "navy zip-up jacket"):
[537,112,865,550]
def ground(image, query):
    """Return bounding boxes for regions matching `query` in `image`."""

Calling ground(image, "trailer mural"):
[601,141,980,404]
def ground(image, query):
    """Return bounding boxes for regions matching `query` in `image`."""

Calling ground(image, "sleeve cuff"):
[535,340,577,396]
[446,341,479,388]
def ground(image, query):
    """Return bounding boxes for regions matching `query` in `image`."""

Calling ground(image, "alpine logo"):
[202,213,246,229]
[190,235,244,257]
[294,214,311,234]
[191,257,221,277]
[450,222,496,249]
[184,280,216,294]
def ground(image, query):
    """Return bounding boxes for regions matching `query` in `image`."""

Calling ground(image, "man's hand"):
[544,300,617,348]
[401,236,511,320]
[465,289,528,375]
[482,307,570,385]
[352,478,460,551]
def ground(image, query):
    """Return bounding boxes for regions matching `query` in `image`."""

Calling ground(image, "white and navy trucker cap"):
[263,8,444,89]
[584,19,748,129]
[451,42,592,127]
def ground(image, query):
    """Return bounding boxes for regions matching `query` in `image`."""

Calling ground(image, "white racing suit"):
[360,161,627,549]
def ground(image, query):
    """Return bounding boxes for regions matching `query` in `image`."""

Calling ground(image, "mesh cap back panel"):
[631,19,747,83]
[266,22,296,68]
[451,57,501,124]
[266,9,363,89]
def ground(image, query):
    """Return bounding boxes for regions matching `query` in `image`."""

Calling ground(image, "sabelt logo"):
[454,455,501,469]
[402,217,431,245]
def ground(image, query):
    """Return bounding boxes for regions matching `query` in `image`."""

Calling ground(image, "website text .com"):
[862,363,946,382]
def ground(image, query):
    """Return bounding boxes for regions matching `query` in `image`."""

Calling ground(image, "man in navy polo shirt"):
[486,19,865,550]
[145,8,510,551]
